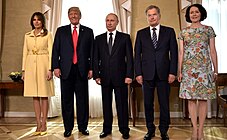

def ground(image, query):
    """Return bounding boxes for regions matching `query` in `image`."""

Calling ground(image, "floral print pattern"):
[179,26,216,100]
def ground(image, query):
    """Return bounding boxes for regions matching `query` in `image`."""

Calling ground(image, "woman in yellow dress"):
[22,12,54,136]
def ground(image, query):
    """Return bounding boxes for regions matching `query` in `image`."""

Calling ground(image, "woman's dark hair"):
[30,12,48,36]
[185,4,207,23]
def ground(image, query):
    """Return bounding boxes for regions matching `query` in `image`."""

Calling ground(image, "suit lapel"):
[77,25,85,52]
[103,32,110,55]
[157,25,165,49]
[65,25,73,48]
[111,31,120,55]
[145,27,155,50]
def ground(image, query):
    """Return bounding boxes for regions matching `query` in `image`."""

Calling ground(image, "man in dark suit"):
[134,5,178,140]
[52,7,94,137]
[93,13,133,139]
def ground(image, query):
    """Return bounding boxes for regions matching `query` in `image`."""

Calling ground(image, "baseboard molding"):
[4,112,35,117]
[5,111,183,118]
[138,112,183,118]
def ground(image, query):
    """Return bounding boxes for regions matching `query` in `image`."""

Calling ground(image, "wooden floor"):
[0,116,226,140]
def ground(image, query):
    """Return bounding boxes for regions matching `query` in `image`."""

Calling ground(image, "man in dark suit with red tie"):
[134,5,178,140]
[93,13,133,139]
[52,7,94,137]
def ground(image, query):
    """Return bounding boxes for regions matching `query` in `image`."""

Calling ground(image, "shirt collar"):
[28,29,44,37]
[71,24,80,31]
[107,30,117,36]
[150,24,160,31]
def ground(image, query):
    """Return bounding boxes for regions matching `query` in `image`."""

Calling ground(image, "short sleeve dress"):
[179,25,216,100]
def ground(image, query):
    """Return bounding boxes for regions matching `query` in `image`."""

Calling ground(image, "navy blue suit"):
[52,24,94,132]
[134,25,178,133]
[93,31,133,134]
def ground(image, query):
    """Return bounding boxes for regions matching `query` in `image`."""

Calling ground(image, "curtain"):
[112,0,132,117]
[41,0,62,36]
[112,0,131,34]
[41,0,62,118]
[202,0,227,118]
[192,0,202,3]
[202,0,227,73]
[0,0,3,80]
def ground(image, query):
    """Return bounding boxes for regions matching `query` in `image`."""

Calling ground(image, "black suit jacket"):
[52,24,94,79]
[134,25,178,80]
[93,31,134,86]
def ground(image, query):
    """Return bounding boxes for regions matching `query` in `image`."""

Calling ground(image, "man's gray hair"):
[145,5,161,15]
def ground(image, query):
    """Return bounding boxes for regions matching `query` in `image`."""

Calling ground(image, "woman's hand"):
[21,71,25,81]
[213,72,218,82]
[46,70,53,81]
[178,73,182,82]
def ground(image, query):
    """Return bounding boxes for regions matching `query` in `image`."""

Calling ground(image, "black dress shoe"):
[122,133,130,139]
[144,132,155,140]
[63,130,72,137]
[161,133,169,140]
[80,130,89,135]
[99,131,111,138]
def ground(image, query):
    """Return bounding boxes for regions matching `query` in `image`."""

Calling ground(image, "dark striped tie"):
[152,28,157,48]
[108,32,113,54]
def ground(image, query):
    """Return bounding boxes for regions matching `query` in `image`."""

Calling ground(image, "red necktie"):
[72,26,78,64]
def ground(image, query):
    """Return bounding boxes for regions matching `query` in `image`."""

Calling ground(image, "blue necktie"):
[152,28,157,48]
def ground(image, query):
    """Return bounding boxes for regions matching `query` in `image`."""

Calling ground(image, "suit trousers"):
[142,74,170,133]
[60,64,89,131]
[101,83,130,134]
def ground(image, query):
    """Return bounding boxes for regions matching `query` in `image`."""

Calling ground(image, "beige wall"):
[2,0,182,116]
[2,0,41,113]
[131,0,181,43]
[2,0,41,80]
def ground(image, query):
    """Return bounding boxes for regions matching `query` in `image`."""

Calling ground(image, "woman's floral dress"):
[179,25,216,100]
